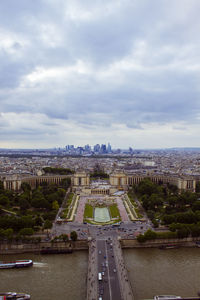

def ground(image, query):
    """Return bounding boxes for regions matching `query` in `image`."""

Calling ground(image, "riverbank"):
[0,236,200,254]
[120,236,200,248]
[0,240,88,254]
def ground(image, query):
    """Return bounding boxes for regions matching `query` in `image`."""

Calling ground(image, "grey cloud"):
[0,0,200,147]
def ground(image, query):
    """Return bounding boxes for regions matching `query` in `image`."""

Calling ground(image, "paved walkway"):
[87,240,98,300]
[116,197,130,222]
[112,238,134,300]
[74,196,87,223]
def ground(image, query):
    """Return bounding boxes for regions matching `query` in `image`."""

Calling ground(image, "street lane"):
[97,239,122,300]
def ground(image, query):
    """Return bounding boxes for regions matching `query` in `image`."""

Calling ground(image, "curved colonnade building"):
[1,170,196,193]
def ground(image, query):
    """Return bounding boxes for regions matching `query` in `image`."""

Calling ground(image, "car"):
[113,269,116,273]
[99,250,101,254]
[102,272,104,276]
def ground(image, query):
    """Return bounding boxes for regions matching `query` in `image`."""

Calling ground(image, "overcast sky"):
[0,0,200,149]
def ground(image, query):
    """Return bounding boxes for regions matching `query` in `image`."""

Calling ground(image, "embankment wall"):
[120,237,200,248]
[0,240,88,254]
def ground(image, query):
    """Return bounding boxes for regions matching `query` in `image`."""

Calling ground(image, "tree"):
[35,215,43,226]
[146,210,155,220]
[193,201,200,211]
[176,211,197,224]
[137,178,158,197]
[190,224,200,237]
[137,234,146,243]
[195,181,200,193]
[149,194,164,210]
[21,182,31,192]
[163,214,176,225]
[169,223,178,232]
[17,215,34,231]
[62,234,69,242]
[4,228,13,240]
[167,196,178,208]
[61,178,71,188]
[19,228,34,237]
[90,163,109,179]
[0,181,4,190]
[59,234,69,242]
[0,195,9,206]
[52,200,59,211]
[144,229,157,240]
[31,197,50,209]
[19,198,30,210]
[177,227,190,238]
[167,183,179,194]
[152,219,159,228]
[70,231,77,241]
[43,219,52,231]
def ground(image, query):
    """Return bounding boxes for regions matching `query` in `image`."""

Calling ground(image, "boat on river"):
[159,244,180,250]
[154,296,181,300]
[0,292,30,299]
[0,260,33,269]
[195,241,200,247]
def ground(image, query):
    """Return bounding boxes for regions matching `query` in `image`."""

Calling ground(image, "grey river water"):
[123,248,200,300]
[1,248,200,300]
[0,251,88,300]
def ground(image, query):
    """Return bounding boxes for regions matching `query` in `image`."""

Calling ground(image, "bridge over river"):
[87,236,134,300]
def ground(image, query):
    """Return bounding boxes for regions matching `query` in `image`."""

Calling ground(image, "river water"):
[1,248,200,300]
[0,251,88,300]
[123,248,200,300]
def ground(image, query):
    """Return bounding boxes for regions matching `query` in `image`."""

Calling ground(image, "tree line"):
[0,177,71,240]
[133,178,200,239]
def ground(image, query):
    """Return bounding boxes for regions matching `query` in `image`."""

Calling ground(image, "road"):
[97,238,122,300]
[52,219,152,240]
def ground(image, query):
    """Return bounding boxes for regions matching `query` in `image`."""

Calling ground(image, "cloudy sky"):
[0,0,200,149]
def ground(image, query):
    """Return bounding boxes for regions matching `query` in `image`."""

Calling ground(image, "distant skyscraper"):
[100,144,107,154]
[84,144,91,152]
[94,144,100,152]
[107,143,112,153]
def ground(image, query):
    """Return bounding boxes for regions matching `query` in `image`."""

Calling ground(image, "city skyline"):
[1,1,200,149]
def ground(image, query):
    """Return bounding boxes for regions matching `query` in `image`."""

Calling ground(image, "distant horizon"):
[1,146,200,151]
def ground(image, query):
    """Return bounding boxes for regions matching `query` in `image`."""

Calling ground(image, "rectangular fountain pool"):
[94,207,111,223]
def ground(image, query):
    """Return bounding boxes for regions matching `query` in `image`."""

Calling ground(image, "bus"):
[98,272,102,281]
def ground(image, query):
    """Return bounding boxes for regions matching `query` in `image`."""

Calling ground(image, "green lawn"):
[109,204,120,218]
[127,191,143,218]
[67,193,74,205]
[84,204,93,219]
[61,193,74,218]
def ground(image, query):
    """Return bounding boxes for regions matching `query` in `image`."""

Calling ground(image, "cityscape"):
[0,147,200,299]
[0,143,133,156]
[1,0,200,300]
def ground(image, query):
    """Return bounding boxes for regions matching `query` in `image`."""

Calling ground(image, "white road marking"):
[105,240,112,300]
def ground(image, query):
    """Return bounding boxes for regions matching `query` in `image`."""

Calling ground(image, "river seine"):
[123,248,200,300]
[1,248,200,300]
[0,251,88,300]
